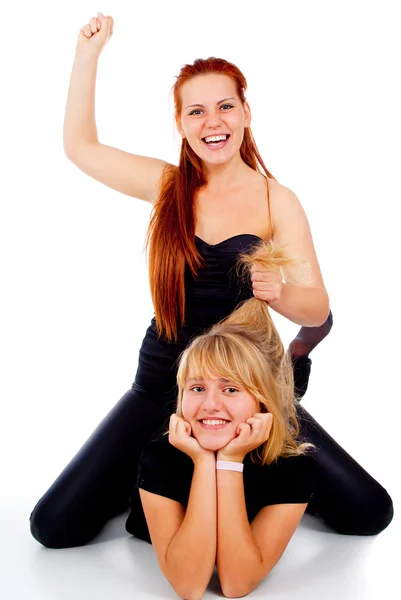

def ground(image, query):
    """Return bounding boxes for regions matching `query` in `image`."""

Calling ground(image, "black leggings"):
[29,349,394,549]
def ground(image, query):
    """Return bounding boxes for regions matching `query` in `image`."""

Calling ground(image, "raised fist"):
[76,12,114,58]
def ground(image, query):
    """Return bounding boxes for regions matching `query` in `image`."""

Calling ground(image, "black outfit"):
[30,235,393,548]
[127,435,317,544]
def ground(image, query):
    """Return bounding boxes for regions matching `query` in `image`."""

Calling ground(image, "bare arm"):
[139,453,217,600]
[268,179,330,326]
[63,50,172,203]
[63,51,99,151]
[216,468,307,597]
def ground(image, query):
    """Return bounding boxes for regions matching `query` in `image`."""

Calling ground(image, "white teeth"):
[201,419,228,425]
[204,135,228,143]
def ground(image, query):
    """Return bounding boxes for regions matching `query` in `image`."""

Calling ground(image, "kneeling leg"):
[297,403,394,535]
[29,390,171,548]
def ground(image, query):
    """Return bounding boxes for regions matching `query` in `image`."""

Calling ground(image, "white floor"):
[3,495,398,599]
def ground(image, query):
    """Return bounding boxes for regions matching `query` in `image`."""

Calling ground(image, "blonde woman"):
[128,242,393,598]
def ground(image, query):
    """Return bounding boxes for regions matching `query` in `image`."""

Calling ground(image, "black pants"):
[29,354,394,549]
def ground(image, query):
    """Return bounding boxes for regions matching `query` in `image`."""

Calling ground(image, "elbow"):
[173,583,210,600]
[166,568,213,600]
[312,292,330,326]
[220,575,264,598]
[222,591,246,599]
[64,145,78,163]
[63,143,87,163]
[321,298,331,325]
[163,536,216,599]
[220,568,268,598]
[317,306,331,327]
[222,585,257,598]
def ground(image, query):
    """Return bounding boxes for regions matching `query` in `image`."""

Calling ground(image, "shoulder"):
[258,451,316,475]
[137,435,194,505]
[265,178,305,237]
[267,177,298,201]
[275,452,317,475]
[244,454,316,505]
[139,434,191,470]
[246,451,317,480]
[267,178,303,215]
[279,451,316,475]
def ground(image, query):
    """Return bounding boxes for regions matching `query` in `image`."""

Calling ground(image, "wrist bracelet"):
[216,460,244,472]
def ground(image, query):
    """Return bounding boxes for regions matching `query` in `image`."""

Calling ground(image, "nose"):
[201,389,223,410]
[205,110,224,130]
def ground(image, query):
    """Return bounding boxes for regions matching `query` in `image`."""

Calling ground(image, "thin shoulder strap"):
[265,175,274,240]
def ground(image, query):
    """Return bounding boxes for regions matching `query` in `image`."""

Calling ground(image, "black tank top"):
[133,234,262,404]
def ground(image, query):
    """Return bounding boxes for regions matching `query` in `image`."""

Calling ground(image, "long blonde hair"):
[171,239,316,466]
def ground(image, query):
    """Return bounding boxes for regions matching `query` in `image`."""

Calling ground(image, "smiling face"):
[177,73,251,166]
[181,373,260,451]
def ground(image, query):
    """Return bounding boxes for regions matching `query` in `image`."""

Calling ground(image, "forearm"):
[63,51,99,153]
[269,283,330,326]
[216,470,262,597]
[165,455,216,600]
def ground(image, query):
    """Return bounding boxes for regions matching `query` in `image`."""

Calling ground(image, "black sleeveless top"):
[132,234,263,405]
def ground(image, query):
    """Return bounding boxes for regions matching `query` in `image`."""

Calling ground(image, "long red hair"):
[145,57,276,342]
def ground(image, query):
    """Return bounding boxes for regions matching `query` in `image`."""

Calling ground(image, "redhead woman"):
[30,13,392,550]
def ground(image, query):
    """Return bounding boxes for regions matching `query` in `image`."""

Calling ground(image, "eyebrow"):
[184,97,236,110]
[187,377,232,384]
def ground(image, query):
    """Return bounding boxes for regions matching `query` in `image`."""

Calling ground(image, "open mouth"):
[198,419,231,430]
[201,134,231,150]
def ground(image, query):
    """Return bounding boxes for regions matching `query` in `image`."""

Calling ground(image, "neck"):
[202,154,252,193]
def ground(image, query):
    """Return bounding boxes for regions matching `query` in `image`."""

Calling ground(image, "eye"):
[224,387,239,394]
[189,385,204,393]
[188,104,233,116]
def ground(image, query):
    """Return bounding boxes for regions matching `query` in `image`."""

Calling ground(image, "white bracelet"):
[216,460,244,473]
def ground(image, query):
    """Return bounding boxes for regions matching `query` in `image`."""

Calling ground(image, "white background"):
[1,1,399,598]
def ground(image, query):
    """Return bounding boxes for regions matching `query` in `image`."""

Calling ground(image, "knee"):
[29,499,91,549]
[334,488,394,536]
[363,488,394,535]
[29,500,66,549]
[30,504,54,548]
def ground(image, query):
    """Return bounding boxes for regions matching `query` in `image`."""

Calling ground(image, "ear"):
[176,117,185,139]
[244,101,251,128]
